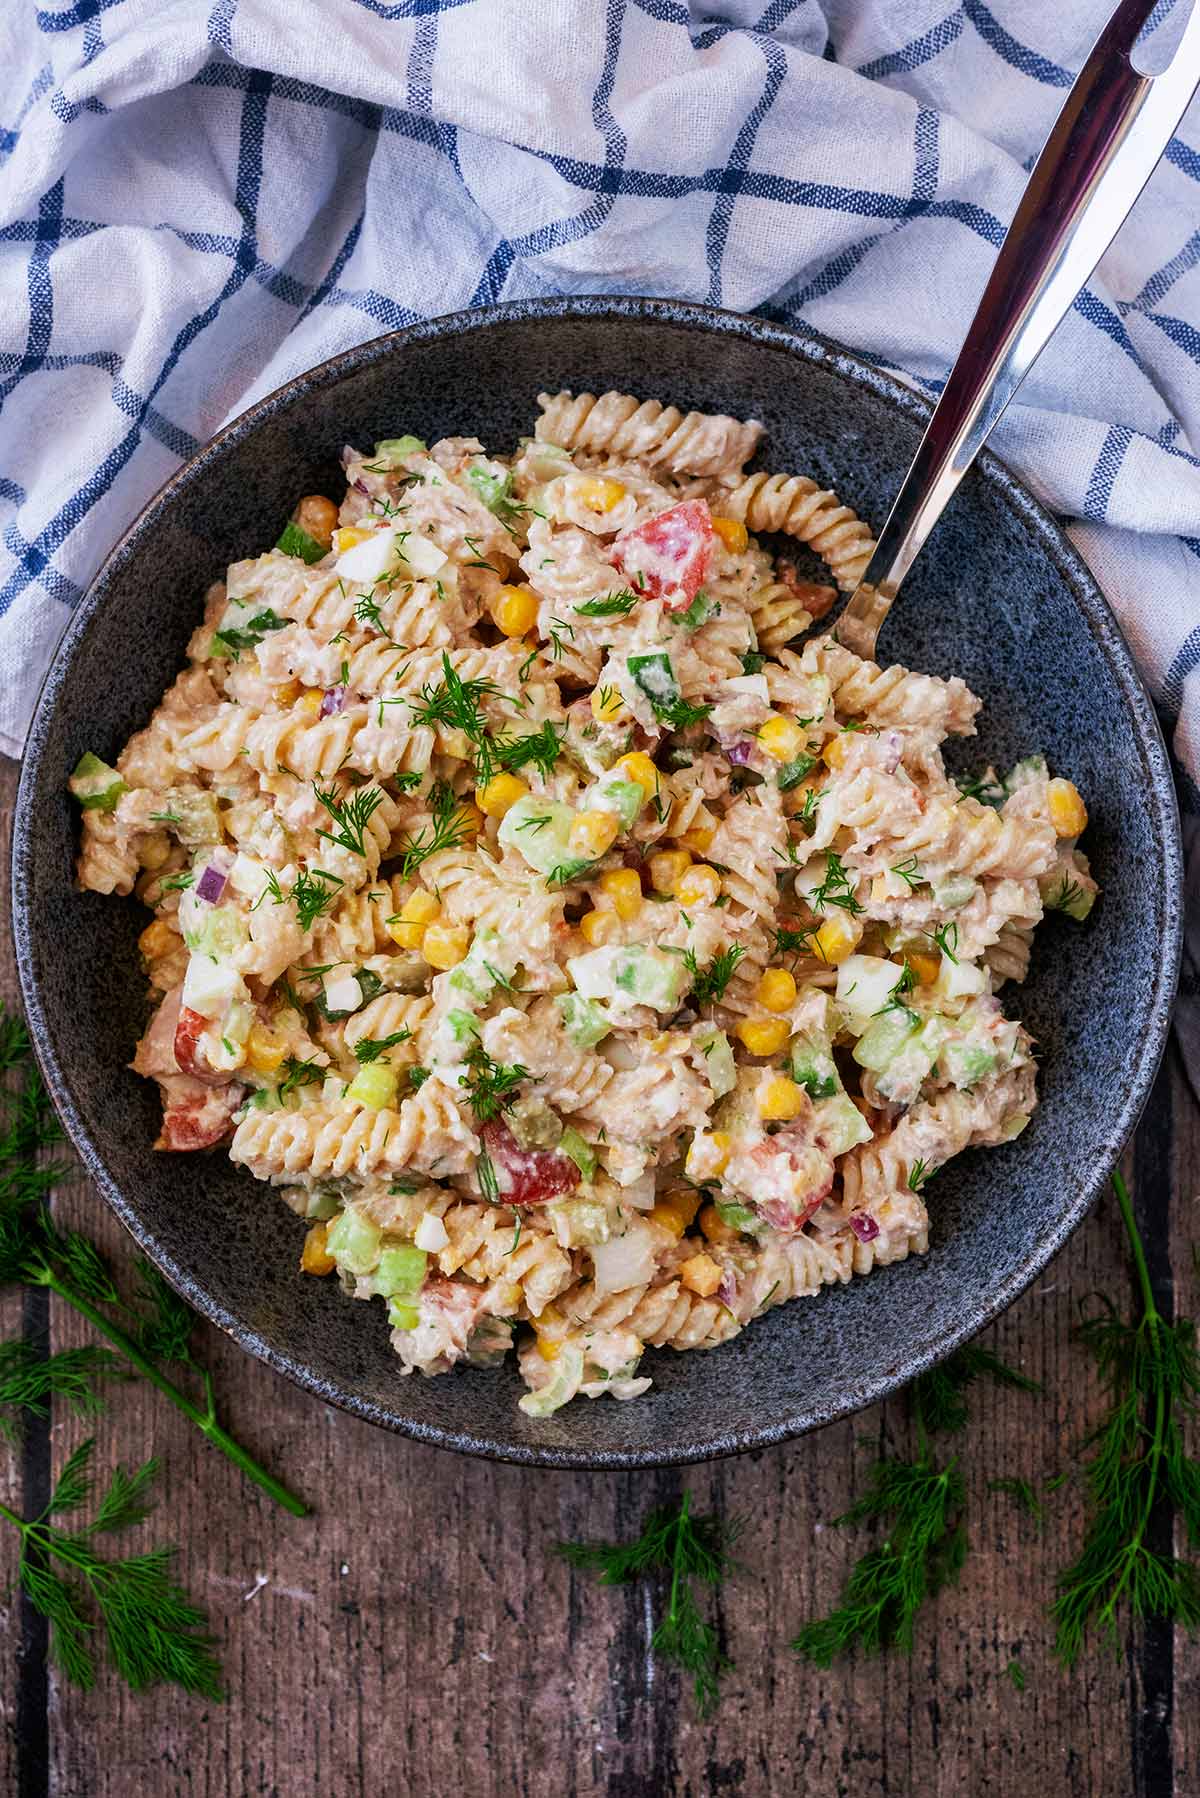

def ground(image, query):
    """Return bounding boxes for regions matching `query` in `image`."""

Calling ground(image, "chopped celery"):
[276,520,326,565]
[69,752,127,812]
[304,1188,340,1221]
[374,1243,427,1298]
[326,1209,382,1275]
[558,1127,596,1180]
[679,591,719,629]
[556,992,610,1048]
[346,1062,399,1110]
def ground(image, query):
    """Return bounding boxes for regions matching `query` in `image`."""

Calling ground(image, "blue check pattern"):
[2,0,1199,1043]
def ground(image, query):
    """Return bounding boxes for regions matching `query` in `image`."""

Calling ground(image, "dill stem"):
[0,1500,25,1531]
[38,1273,308,1518]
[1095,1172,1168,1630]
[666,1493,690,1627]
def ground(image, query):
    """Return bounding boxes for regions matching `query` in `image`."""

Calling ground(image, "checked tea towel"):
[0,0,1198,1064]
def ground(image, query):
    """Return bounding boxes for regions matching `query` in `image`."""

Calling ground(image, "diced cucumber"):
[276,520,327,565]
[858,1015,945,1102]
[695,1027,736,1098]
[581,776,643,829]
[556,992,610,1048]
[679,591,719,629]
[626,652,680,716]
[715,1198,759,1233]
[304,1188,340,1221]
[546,1196,611,1248]
[853,1010,920,1074]
[465,461,514,512]
[387,1300,421,1331]
[346,1062,399,1109]
[519,1342,585,1417]
[445,1008,482,1045]
[941,1041,997,1089]
[326,1209,382,1275]
[790,1033,840,1100]
[498,796,575,876]
[166,789,225,848]
[558,1127,597,1180]
[375,436,426,462]
[929,874,977,911]
[447,924,516,1002]
[182,900,247,962]
[373,1243,427,1297]
[811,1093,873,1155]
[568,944,688,1013]
[69,753,127,812]
[212,606,290,655]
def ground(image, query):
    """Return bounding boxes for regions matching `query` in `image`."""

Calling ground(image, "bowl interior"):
[13,300,1181,1467]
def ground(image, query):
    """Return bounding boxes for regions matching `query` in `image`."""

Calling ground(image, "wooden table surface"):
[0,754,1196,1798]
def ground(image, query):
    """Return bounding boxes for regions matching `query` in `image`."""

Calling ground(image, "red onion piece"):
[849,1212,880,1243]
[194,864,227,904]
[725,738,755,766]
[320,684,348,717]
[717,1268,739,1310]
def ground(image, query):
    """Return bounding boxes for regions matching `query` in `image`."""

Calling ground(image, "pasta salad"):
[72,389,1097,1416]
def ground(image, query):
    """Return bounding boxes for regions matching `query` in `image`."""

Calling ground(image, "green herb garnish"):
[313,782,386,859]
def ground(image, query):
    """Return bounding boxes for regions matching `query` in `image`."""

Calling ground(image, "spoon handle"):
[835,0,1200,660]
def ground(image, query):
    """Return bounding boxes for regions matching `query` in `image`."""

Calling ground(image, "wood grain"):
[1,754,1195,1797]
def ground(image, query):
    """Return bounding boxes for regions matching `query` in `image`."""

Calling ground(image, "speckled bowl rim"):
[12,296,1184,1469]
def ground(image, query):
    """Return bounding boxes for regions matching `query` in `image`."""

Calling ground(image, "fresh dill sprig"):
[0,1006,307,1516]
[1005,1657,1027,1691]
[684,944,746,1009]
[956,771,1006,807]
[573,588,639,618]
[558,1492,738,1715]
[1044,874,1084,913]
[406,651,507,782]
[772,923,817,963]
[394,780,474,880]
[292,866,344,931]
[1051,1171,1200,1665]
[890,854,924,890]
[809,850,864,917]
[492,721,565,782]
[278,1056,325,1099]
[0,1438,221,1696]
[793,1344,1040,1664]
[352,1030,411,1064]
[988,1476,1045,1528]
[0,1340,125,1442]
[923,920,959,964]
[457,1044,528,1123]
[313,782,386,859]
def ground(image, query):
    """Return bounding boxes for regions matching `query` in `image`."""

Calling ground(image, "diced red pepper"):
[155,1077,243,1151]
[173,1005,221,1081]
[481,1121,579,1206]
[610,500,714,611]
[741,1124,834,1234]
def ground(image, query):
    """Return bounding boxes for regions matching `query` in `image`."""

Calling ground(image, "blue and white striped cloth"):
[1,0,1197,1065]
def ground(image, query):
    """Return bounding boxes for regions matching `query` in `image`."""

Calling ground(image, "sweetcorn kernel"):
[600,867,643,920]
[453,802,483,841]
[675,863,722,907]
[756,1075,807,1121]
[614,752,659,802]
[422,922,470,969]
[649,1201,687,1240]
[136,833,172,871]
[138,919,177,961]
[399,890,441,925]
[711,515,749,554]
[491,585,539,638]
[272,678,301,707]
[386,917,427,950]
[590,684,627,723]
[755,967,797,1013]
[1047,777,1088,838]
[664,1187,703,1227]
[758,714,806,763]
[301,1221,336,1276]
[296,688,324,721]
[246,1025,288,1075]
[579,908,620,947]
[736,1015,791,1058]
[813,912,863,966]
[536,1336,563,1362]
[699,1202,738,1245]
[333,526,369,554]
[685,1130,732,1182]
[568,809,621,860]
[679,1252,722,1298]
[822,733,850,769]
[573,475,627,513]
[649,849,692,894]
[906,949,941,987]
[677,824,716,856]
[476,772,530,818]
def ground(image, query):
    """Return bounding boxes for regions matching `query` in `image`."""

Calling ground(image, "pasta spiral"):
[714,470,876,590]
[536,390,762,478]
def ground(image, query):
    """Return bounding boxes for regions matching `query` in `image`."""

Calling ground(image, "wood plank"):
[1,747,1192,1795]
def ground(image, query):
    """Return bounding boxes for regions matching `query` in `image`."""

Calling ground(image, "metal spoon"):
[835,0,1200,662]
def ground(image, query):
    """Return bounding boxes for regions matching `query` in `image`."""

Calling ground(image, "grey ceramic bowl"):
[12,298,1182,1468]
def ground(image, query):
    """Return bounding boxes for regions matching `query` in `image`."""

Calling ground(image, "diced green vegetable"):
[326,1209,382,1275]
[275,520,327,565]
[446,1008,482,1045]
[582,777,643,829]
[853,1010,921,1074]
[546,1196,610,1248]
[556,992,610,1048]
[182,903,247,962]
[465,461,514,512]
[375,436,427,462]
[941,1041,996,1089]
[715,1198,759,1233]
[679,591,719,629]
[166,789,225,848]
[346,1062,399,1109]
[447,924,516,1003]
[778,753,817,792]
[303,1188,340,1221]
[558,1127,597,1181]
[567,944,689,1013]
[68,752,127,813]
[929,874,977,911]
[811,1093,873,1155]
[387,1300,421,1331]
[519,1343,585,1417]
[374,1243,427,1298]
[790,1033,840,1100]
[497,796,575,877]
[835,955,904,1032]
[627,651,680,716]
[695,1027,736,1098]
[211,607,289,655]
